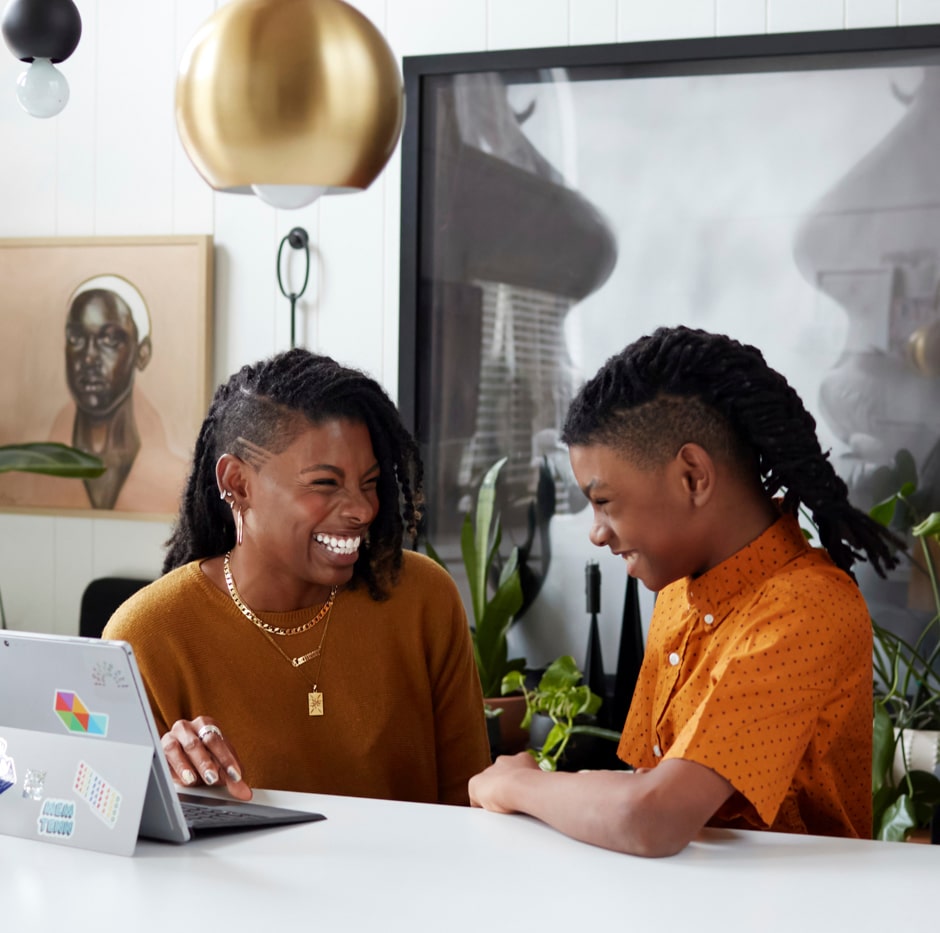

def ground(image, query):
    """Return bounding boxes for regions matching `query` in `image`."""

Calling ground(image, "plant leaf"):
[460,511,481,625]
[912,511,940,540]
[872,702,897,795]
[0,443,105,478]
[569,724,623,742]
[424,538,447,572]
[538,655,582,691]
[875,794,917,842]
[540,722,567,757]
[869,495,899,528]
[501,671,525,696]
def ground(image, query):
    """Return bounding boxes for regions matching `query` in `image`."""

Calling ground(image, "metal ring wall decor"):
[276,227,311,348]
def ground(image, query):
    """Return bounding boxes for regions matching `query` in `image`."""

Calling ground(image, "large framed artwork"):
[399,26,940,665]
[0,235,213,519]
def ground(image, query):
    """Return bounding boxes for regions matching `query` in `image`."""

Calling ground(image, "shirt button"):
[668,652,680,666]
[704,613,714,625]
[653,744,662,758]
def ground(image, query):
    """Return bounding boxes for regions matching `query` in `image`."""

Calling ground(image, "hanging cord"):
[276,227,311,348]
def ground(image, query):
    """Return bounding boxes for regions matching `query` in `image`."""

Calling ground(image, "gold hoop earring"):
[235,506,244,547]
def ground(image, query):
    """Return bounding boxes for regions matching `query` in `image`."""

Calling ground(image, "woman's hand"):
[161,716,253,801]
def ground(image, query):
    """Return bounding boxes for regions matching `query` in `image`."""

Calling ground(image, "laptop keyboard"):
[180,800,271,828]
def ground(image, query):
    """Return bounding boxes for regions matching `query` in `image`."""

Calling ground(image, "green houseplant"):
[868,468,940,841]
[426,457,531,755]
[502,655,621,771]
[427,457,526,699]
[0,442,104,629]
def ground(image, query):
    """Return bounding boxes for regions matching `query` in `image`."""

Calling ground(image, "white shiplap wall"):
[0,0,936,659]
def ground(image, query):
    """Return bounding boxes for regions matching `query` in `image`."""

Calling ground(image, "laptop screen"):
[0,630,198,854]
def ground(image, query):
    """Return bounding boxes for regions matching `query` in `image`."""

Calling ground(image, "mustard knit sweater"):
[103,551,490,805]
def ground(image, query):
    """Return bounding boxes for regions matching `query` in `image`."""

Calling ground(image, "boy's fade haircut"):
[562,325,899,580]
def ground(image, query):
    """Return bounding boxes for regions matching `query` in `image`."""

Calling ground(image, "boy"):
[469,326,897,856]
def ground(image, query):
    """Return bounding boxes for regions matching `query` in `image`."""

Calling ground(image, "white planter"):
[891,728,940,781]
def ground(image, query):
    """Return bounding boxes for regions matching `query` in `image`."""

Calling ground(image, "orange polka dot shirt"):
[618,512,873,839]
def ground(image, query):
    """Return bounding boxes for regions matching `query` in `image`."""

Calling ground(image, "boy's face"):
[569,442,704,592]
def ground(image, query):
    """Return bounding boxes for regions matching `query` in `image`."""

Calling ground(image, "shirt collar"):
[685,512,810,614]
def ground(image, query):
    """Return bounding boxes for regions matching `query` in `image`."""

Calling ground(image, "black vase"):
[609,576,645,733]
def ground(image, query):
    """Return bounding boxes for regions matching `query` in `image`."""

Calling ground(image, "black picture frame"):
[399,25,940,664]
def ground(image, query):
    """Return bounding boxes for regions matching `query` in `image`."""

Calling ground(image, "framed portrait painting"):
[399,25,940,665]
[0,235,212,518]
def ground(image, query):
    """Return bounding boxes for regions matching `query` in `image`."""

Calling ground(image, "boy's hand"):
[469,751,540,813]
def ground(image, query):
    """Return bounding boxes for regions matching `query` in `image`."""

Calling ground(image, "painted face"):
[65,291,140,416]
[568,442,702,592]
[243,418,381,591]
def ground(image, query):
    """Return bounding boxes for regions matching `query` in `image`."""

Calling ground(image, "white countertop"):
[5,788,938,932]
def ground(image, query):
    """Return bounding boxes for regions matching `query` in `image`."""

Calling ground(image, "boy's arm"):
[468,753,734,857]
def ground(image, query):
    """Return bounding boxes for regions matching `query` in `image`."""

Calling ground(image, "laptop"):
[0,629,325,856]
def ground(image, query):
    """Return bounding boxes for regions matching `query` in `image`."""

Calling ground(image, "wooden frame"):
[0,235,213,518]
[399,26,940,662]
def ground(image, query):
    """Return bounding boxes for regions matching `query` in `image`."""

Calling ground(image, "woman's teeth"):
[315,533,361,555]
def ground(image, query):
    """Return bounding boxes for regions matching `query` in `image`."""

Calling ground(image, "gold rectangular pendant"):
[308,691,324,716]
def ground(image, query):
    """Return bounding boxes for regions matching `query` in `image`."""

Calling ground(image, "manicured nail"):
[181,769,196,785]
[227,766,241,783]
[204,769,218,785]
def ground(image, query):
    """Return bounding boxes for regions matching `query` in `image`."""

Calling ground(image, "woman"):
[104,348,490,806]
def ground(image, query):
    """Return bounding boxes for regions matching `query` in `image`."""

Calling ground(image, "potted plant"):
[869,467,940,842]
[0,442,104,629]
[427,457,529,753]
[501,655,621,771]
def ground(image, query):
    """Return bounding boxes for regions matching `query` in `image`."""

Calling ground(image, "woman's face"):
[242,418,381,591]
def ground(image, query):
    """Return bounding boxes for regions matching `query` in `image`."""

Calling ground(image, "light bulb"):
[250,185,327,210]
[15,58,69,118]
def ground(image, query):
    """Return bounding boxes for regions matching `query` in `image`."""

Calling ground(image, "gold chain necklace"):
[222,553,337,716]
[223,552,336,636]
[253,611,334,716]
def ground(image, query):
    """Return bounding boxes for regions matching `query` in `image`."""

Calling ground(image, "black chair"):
[79,577,152,638]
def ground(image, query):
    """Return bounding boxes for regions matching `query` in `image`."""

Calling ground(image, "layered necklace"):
[223,552,338,716]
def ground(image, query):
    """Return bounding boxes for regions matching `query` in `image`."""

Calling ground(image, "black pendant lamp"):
[1,0,82,118]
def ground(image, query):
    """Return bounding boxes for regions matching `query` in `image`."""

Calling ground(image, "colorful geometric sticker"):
[54,690,109,737]
[74,760,121,828]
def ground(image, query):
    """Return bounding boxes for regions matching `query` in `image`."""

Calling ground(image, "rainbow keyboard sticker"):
[54,690,109,737]
[73,760,121,828]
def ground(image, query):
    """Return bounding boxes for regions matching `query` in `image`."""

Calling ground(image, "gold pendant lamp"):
[175,0,404,209]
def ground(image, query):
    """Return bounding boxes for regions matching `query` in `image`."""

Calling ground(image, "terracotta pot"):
[484,694,529,756]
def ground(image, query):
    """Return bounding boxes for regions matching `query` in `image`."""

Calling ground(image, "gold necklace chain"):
[223,552,336,636]
[222,552,337,716]
[250,608,335,716]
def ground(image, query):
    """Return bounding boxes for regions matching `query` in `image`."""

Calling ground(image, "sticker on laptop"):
[22,768,46,800]
[73,760,121,828]
[0,738,16,796]
[37,798,76,839]
[91,660,129,690]
[54,690,109,736]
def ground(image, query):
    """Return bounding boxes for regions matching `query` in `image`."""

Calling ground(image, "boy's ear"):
[675,443,714,505]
